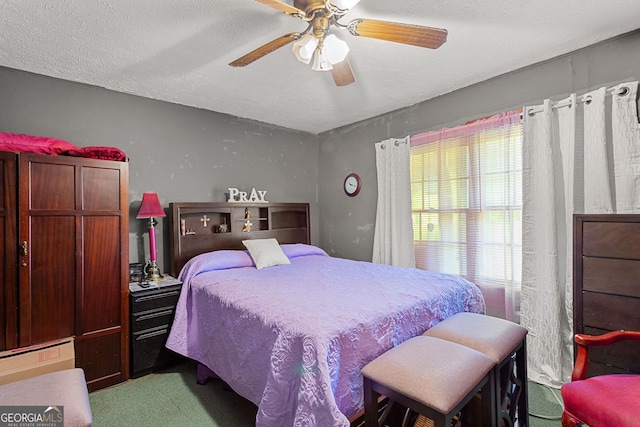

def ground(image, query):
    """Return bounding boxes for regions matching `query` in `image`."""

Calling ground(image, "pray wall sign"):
[227,187,268,203]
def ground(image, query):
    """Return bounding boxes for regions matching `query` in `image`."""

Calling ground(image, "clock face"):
[344,173,361,197]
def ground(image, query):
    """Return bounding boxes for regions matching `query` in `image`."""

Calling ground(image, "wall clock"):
[344,173,361,197]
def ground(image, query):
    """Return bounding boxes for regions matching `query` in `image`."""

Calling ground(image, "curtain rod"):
[379,138,408,149]
[525,84,632,117]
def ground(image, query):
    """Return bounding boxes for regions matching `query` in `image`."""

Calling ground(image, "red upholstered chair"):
[561,330,640,427]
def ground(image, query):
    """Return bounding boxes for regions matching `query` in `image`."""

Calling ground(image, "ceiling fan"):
[229,0,448,86]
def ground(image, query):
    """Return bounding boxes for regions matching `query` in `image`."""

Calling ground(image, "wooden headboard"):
[169,202,310,277]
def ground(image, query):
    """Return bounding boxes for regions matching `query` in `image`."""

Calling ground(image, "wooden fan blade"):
[331,58,356,87]
[229,33,300,67]
[255,0,305,17]
[351,19,447,49]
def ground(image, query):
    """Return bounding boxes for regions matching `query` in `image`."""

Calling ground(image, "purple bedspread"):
[165,244,485,427]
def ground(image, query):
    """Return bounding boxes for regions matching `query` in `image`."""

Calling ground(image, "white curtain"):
[522,81,640,387]
[373,136,416,267]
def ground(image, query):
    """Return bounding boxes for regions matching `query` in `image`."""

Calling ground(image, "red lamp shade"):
[136,193,166,219]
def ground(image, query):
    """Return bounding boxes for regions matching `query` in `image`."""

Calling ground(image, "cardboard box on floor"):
[0,337,75,386]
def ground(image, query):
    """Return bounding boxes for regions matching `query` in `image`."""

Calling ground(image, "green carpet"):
[89,361,564,426]
[89,361,257,426]
[527,382,564,427]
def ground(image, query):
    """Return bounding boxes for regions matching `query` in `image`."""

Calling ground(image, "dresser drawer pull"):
[136,309,174,322]
[135,290,181,303]
[136,329,168,340]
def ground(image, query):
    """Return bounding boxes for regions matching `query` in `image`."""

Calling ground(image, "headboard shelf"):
[169,202,310,276]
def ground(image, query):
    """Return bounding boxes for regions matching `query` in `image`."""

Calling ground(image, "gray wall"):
[2,29,639,268]
[0,68,320,274]
[318,29,640,261]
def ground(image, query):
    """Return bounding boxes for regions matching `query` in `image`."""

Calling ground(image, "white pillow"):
[242,238,291,269]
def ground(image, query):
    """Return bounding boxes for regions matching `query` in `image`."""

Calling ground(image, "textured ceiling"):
[1,0,640,134]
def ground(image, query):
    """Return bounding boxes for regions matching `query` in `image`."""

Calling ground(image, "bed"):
[165,202,485,427]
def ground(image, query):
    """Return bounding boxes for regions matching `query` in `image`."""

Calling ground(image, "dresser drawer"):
[583,257,640,298]
[582,221,640,259]
[583,326,640,375]
[583,292,640,331]
[132,307,176,333]
[131,288,181,313]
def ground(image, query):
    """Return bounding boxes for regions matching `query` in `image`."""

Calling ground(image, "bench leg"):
[363,377,379,427]
[515,341,529,427]
[484,368,499,427]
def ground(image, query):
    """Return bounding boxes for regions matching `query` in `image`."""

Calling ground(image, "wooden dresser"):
[574,214,640,376]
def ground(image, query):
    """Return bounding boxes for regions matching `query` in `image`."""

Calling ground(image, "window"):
[410,110,522,321]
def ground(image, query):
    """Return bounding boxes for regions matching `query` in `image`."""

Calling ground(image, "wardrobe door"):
[0,152,17,351]
[18,155,76,346]
[75,161,129,391]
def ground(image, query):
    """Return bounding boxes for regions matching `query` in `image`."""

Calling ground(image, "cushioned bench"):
[0,368,92,427]
[361,335,496,427]
[423,312,529,427]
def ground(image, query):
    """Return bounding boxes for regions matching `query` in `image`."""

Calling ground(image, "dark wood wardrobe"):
[0,151,129,391]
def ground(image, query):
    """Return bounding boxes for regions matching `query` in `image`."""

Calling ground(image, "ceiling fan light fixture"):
[231,0,448,86]
[292,34,318,64]
[324,34,349,64]
[311,47,333,71]
[327,0,360,13]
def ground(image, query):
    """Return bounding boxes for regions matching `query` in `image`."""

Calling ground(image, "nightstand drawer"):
[132,307,176,333]
[132,326,173,374]
[133,325,169,341]
[131,289,181,313]
[129,275,183,378]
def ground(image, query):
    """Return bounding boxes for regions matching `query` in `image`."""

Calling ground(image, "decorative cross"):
[200,215,210,227]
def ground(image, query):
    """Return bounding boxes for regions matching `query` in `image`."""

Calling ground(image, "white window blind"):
[410,110,522,320]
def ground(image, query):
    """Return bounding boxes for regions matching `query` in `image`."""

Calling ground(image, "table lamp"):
[136,192,166,281]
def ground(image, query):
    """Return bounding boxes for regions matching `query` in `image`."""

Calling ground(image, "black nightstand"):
[130,275,183,378]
